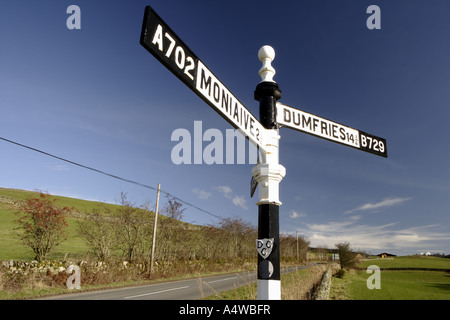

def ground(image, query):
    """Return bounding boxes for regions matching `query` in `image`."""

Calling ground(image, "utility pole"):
[150,183,160,275]
[252,46,285,300]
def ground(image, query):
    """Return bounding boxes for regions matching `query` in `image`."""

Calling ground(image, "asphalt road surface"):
[42,265,311,300]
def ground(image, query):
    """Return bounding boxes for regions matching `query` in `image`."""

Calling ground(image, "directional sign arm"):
[140,7,198,93]
[140,6,266,151]
[276,102,387,157]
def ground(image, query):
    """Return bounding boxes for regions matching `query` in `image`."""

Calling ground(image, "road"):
[42,265,311,300]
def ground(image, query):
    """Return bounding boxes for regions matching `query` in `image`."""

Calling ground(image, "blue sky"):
[1,0,449,256]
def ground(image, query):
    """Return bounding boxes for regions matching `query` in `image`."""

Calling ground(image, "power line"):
[0,136,224,220]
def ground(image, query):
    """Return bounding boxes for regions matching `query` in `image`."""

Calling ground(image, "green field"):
[331,256,450,300]
[0,188,122,261]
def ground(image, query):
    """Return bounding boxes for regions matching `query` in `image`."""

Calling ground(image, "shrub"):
[14,193,75,262]
[335,242,358,270]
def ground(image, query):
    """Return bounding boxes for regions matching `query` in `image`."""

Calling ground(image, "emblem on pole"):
[256,238,274,259]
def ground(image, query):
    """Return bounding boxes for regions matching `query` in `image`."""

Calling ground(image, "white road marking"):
[124,285,190,299]
[206,276,238,284]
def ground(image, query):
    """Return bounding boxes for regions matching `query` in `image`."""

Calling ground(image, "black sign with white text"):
[358,130,387,157]
[276,103,387,157]
[140,7,198,93]
[140,6,266,151]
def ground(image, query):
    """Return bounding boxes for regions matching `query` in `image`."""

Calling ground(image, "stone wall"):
[313,263,340,300]
[1,259,142,276]
[1,259,73,275]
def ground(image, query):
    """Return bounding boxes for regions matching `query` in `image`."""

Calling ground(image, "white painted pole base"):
[257,279,281,300]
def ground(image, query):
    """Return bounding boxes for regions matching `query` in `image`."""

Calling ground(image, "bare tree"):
[161,195,186,221]
[114,192,152,262]
[214,217,256,259]
[280,234,310,262]
[77,205,115,261]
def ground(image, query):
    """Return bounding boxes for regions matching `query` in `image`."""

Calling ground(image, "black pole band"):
[254,82,281,129]
[257,204,280,280]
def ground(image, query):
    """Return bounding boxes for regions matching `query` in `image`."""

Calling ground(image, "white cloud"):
[290,210,306,219]
[232,195,248,210]
[215,185,248,210]
[345,197,411,214]
[215,185,233,199]
[192,188,212,200]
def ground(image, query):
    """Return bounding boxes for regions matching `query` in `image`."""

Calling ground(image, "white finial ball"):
[258,45,276,82]
[258,45,275,63]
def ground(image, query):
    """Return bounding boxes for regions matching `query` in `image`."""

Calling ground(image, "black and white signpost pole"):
[253,46,285,300]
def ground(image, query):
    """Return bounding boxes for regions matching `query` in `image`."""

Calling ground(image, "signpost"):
[140,5,387,300]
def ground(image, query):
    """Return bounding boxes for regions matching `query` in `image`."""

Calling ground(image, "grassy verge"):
[205,264,327,300]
